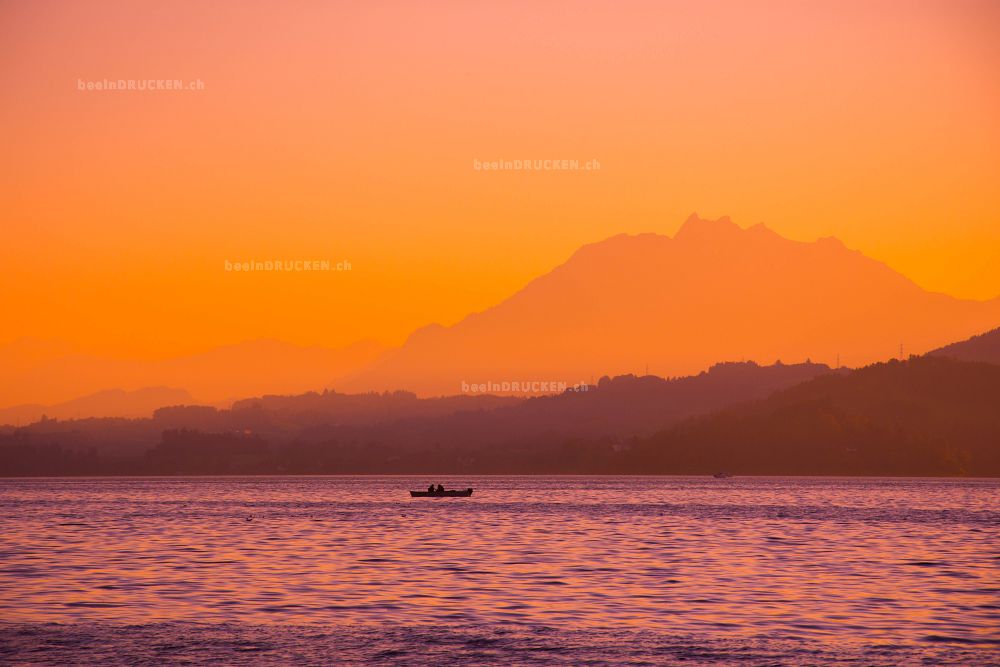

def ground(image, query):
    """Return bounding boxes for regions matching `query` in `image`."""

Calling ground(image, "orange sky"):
[2,0,998,359]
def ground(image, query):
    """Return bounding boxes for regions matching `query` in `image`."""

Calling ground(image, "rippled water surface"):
[1,476,997,665]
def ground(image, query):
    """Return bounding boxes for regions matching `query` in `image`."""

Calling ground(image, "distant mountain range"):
[0,360,834,474]
[344,215,1000,396]
[2,346,998,475]
[0,387,194,425]
[0,338,388,408]
[4,215,999,413]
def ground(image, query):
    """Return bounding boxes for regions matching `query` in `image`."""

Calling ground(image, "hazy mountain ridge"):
[0,338,390,409]
[627,355,1000,476]
[0,360,835,474]
[927,326,1000,365]
[2,350,998,476]
[6,216,998,410]
[0,387,195,425]
[344,215,1000,396]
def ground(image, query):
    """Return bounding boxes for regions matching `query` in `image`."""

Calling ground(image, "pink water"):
[0,476,997,665]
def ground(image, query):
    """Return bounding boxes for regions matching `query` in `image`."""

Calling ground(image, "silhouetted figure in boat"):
[427,483,435,493]
[436,484,445,493]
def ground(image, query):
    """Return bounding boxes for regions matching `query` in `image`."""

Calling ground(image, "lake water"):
[0,476,997,665]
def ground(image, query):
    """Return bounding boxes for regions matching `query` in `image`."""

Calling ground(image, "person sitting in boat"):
[436,484,445,493]
[427,483,435,493]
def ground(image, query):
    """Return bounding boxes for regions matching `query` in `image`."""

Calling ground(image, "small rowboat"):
[410,488,474,497]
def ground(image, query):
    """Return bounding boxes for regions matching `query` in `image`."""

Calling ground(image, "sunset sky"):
[2,0,998,359]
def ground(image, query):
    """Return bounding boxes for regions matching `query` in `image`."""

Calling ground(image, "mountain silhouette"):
[6,356,996,476]
[626,355,1000,476]
[0,360,834,474]
[343,215,1000,396]
[0,387,195,425]
[927,326,1000,365]
[0,338,389,408]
